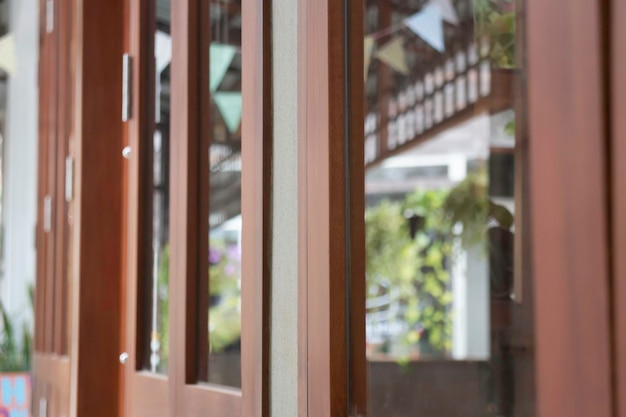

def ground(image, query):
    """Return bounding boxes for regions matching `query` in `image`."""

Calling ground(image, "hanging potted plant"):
[474,0,518,114]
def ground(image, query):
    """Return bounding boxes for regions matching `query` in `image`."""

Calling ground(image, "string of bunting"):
[211,44,242,134]
[365,0,459,79]
[154,34,242,133]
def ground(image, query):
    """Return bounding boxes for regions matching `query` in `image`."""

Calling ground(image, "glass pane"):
[141,0,171,374]
[199,0,242,388]
[362,0,532,415]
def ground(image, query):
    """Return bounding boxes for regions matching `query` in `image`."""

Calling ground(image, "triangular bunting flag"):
[374,36,409,75]
[404,5,445,53]
[210,43,237,92]
[155,31,172,74]
[214,92,242,134]
[364,35,375,80]
[0,33,17,75]
[426,0,459,25]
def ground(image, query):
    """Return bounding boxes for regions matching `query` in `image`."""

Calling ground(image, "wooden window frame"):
[297,0,366,415]
[526,2,613,417]
[611,1,626,417]
[297,1,614,417]
[124,0,270,415]
[34,0,73,358]
[33,0,79,414]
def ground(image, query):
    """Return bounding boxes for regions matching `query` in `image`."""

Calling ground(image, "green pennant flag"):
[0,33,17,75]
[364,35,375,80]
[375,36,409,75]
[211,43,237,92]
[214,92,242,134]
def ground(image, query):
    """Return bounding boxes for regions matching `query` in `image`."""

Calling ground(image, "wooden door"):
[296,1,614,417]
[33,0,73,414]
[122,0,270,415]
[122,0,171,414]
[34,0,126,414]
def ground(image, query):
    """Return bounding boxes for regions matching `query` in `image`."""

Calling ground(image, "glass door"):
[122,0,270,415]
[296,1,614,417]
[361,1,532,415]
[122,0,172,413]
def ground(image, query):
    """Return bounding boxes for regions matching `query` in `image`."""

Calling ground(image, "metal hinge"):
[39,397,48,417]
[65,156,74,202]
[43,195,52,233]
[122,54,133,122]
[46,0,54,33]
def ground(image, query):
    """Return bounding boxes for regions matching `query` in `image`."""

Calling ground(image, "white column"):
[270,0,298,415]
[451,242,490,360]
[450,155,490,360]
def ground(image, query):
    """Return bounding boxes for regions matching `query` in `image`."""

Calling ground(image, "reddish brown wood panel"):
[52,0,72,357]
[168,3,200,415]
[40,0,58,355]
[346,0,367,413]
[527,1,613,417]
[612,0,626,415]
[32,355,71,417]
[119,0,131,414]
[195,0,211,382]
[167,0,271,412]
[241,0,272,416]
[183,385,242,416]
[33,0,75,414]
[298,1,346,415]
[130,373,169,416]
[297,0,365,415]
[123,0,170,414]
[69,0,124,416]
[35,0,50,354]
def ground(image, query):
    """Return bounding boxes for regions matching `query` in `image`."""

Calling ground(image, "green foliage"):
[157,238,242,361]
[366,191,453,357]
[158,245,170,371]
[441,169,489,247]
[365,168,514,358]
[504,119,516,136]
[365,201,420,295]
[404,189,453,355]
[208,295,241,353]
[208,240,242,353]
[474,0,516,69]
[0,286,33,373]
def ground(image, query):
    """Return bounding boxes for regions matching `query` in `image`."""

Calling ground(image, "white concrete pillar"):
[270,0,298,415]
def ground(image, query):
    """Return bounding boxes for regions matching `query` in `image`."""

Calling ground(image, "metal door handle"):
[119,352,129,364]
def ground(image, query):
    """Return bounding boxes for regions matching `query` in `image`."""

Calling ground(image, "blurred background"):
[0,0,38,373]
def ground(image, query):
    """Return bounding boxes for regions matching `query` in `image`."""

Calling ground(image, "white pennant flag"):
[404,5,446,53]
[374,36,409,75]
[0,33,17,75]
[426,0,459,25]
[210,43,237,92]
[155,31,172,74]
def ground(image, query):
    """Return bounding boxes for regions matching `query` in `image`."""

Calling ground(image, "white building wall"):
[1,0,39,336]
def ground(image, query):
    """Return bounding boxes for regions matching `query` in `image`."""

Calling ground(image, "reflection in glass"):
[0,68,5,279]
[363,0,532,415]
[203,0,242,388]
[142,0,171,374]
